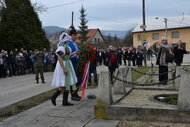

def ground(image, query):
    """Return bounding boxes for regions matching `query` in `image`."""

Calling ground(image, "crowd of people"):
[0,48,57,79]
[0,43,152,81]
[0,39,186,83]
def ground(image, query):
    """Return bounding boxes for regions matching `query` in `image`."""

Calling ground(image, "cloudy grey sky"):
[31,0,190,31]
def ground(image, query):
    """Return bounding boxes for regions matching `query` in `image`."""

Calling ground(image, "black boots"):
[36,80,39,84]
[71,85,81,101]
[51,90,74,106]
[71,92,81,101]
[62,91,73,106]
[50,89,61,106]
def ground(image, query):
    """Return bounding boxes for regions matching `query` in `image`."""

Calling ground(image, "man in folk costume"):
[62,26,81,102]
[50,33,77,106]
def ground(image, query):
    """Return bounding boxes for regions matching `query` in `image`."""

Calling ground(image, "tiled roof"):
[76,28,99,43]
[133,15,190,33]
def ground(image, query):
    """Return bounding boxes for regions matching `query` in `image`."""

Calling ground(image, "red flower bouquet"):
[77,43,96,76]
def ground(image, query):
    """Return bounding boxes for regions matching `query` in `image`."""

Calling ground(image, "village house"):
[133,15,190,51]
[76,28,105,44]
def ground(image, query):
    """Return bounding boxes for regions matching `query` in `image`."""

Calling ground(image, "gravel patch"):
[120,89,178,105]
[117,120,190,127]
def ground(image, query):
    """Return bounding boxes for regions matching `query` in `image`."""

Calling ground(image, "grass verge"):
[132,66,152,81]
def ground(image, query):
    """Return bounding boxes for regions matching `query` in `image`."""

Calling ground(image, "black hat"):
[69,26,77,35]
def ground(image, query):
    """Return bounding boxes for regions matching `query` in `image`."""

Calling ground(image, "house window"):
[152,33,159,40]
[137,35,141,41]
[98,38,100,43]
[94,38,97,43]
[172,31,179,38]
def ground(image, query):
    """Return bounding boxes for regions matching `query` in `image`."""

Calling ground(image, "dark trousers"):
[0,65,3,78]
[159,65,168,84]
[108,66,116,83]
[35,67,44,81]
[8,64,16,76]
[123,59,126,65]
[132,60,136,66]
[127,60,131,66]
[88,68,97,85]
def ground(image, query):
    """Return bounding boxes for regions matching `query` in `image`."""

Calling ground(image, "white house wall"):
[92,31,105,44]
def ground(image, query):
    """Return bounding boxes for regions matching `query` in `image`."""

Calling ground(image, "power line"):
[167,19,190,26]
[88,16,137,25]
[47,0,83,9]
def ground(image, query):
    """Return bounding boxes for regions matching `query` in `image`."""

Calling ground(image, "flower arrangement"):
[77,43,96,76]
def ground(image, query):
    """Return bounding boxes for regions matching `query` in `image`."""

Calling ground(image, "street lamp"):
[155,17,168,39]
[164,18,168,38]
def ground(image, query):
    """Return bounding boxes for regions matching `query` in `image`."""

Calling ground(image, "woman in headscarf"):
[50,32,77,106]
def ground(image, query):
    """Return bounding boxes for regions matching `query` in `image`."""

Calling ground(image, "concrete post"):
[174,66,182,90]
[113,67,126,95]
[125,66,132,86]
[97,71,113,105]
[178,73,190,110]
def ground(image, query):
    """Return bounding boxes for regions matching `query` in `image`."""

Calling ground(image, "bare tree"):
[32,2,47,13]
[0,0,47,13]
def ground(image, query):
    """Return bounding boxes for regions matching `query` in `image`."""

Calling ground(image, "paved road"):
[0,72,54,109]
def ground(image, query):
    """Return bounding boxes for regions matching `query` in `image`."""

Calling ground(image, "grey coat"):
[156,44,172,66]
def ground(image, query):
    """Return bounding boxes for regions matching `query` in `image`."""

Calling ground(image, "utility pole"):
[142,0,146,34]
[70,11,74,28]
[142,0,147,66]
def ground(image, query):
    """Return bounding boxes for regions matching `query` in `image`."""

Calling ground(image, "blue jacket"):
[67,40,78,71]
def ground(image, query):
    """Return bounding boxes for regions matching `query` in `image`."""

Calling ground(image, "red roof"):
[76,28,99,43]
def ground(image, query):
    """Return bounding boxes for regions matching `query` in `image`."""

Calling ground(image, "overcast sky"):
[30,0,190,31]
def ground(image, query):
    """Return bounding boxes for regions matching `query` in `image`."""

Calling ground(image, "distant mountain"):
[43,26,128,39]
[101,30,128,39]
[43,26,66,35]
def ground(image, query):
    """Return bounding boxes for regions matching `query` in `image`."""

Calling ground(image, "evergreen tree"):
[0,0,49,51]
[78,6,89,43]
[114,34,118,42]
[107,34,112,43]
[123,29,133,46]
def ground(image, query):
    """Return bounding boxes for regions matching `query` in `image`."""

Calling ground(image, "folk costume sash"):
[59,43,77,91]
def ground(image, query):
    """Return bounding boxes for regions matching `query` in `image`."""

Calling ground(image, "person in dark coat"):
[131,47,137,66]
[7,51,16,77]
[125,48,132,66]
[116,48,123,65]
[136,46,144,67]
[88,50,98,86]
[107,45,118,84]
[173,40,187,66]
[123,48,127,66]
[102,49,108,66]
